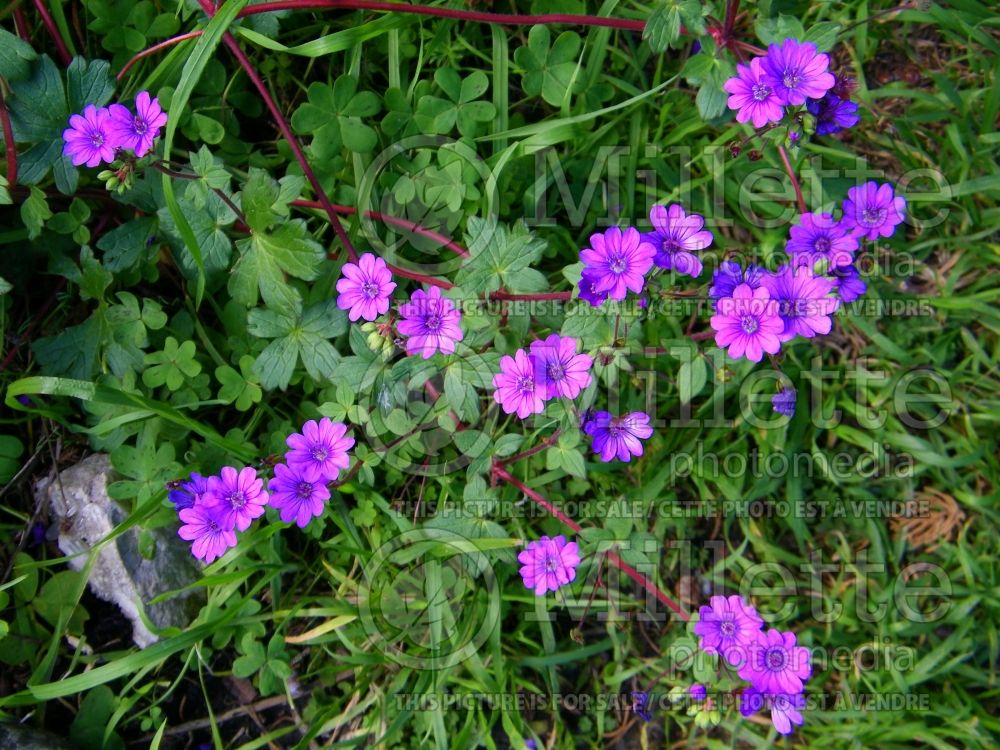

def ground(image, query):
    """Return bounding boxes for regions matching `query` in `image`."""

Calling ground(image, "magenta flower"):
[579,227,656,301]
[760,39,835,106]
[178,502,238,563]
[577,267,610,307]
[268,462,332,528]
[693,594,764,667]
[740,687,806,735]
[205,466,268,533]
[807,92,860,135]
[529,334,593,400]
[830,263,866,303]
[583,411,653,463]
[518,535,581,596]
[62,105,117,168]
[723,57,786,128]
[108,91,168,158]
[709,262,764,310]
[336,252,396,322]
[285,417,354,483]
[739,629,812,695]
[493,349,545,419]
[786,212,858,269]
[644,203,713,278]
[710,283,784,362]
[168,472,208,512]
[840,181,906,241]
[772,387,797,417]
[761,266,838,342]
[397,286,464,359]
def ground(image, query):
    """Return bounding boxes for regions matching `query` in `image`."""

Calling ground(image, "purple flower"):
[579,226,656,301]
[644,204,713,278]
[761,266,838,342]
[806,93,860,135]
[710,284,784,362]
[168,472,208,512]
[62,105,117,168]
[830,263,866,303]
[709,261,764,308]
[632,691,652,722]
[178,502,238,563]
[760,39,836,106]
[840,181,906,241]
[723,57,785,128]
[529,334,593,400]
[397,286,464,359]
[205,466,268,533]
[786,212,858,269]
[772,387,796,417]
[583,411,654,463]
[692,594,764,667]
[285,417,354,483]
[268,463,331,528]
[739,629,812,695]
[689,683,707,702]
[108,91,168,158]
[493,349,545,419]
[740,687,805,735]
[336,253,396,322]
[577,267,610,307]
[517,535,581,596]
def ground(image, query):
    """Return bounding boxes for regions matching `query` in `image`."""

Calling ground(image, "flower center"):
[814,236,831,253]
[607,421,626,437]
[766,647,787,671]
[751,82,771,102]
[361,281,380,299]
[740,314,759,335]
[515,375,534,394]
[90,131,105,147]
[425,313,442,331]
[296,481,314,500]
[132,116,148,135]
[608,252,627,274]
[207,519,220,533]
[661,237,682,253]
[311,445,328,462]
[782,68,802,90]
[861,206,887,226]
[720,618,736,637]
[545,362,565,382]
[227,491,247,509]
[545,555,558,572]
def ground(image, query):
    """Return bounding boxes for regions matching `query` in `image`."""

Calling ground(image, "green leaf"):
[804,21,841,52]
[756,15,806,46]
[20,186,52,239]
[66,57,116,112]
[514,27,584,107]
[229,219,323,313]
[97,217,157,272]
[291,76,380,157]
[0,27,38,82]
[142,338,202,391]
[644,0,702,53]
[216,355,263,411]
[456,218,548,294]
[249,300,346,390]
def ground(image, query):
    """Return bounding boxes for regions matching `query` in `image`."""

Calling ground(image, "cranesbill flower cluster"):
[723,39,860,138]
[708,181,906,375]
[693,595,812,735]
[171,418,354,561]
[492,334,593,419]
[518,535,581,596]
[62,91,168,167]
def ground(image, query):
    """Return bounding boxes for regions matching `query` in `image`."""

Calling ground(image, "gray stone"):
[0,722,78,750]
[37,454,205,648]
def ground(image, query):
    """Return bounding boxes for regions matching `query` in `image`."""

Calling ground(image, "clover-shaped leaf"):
[216,355,263,411]
[142,337,202,390]
[514,26,584,107]
[415,68,497,137]
[291,75,381,157]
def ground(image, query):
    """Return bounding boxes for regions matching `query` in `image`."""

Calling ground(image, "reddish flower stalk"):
[236,1,646,31]
[492,465,690,621]
[0,91,17,186]
[14,7,32,42]
[777,144,807,214]
[493,429,562,468]
[290,198,469,258]
[33,0,72,66]
[116,31,205,81]
[491,290,573,302]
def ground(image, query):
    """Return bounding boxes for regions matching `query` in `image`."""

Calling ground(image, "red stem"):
[491,290,572,302]
[690,330,713,342]
[14,7,32,42]
[495,429,561,468]
[492,465,689,621]
[777,144,806,214]
[237,1,646,30]
[291,199,469,258]
[116,30,204,80]
[33,0,72,66]
[0,91,17,186]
